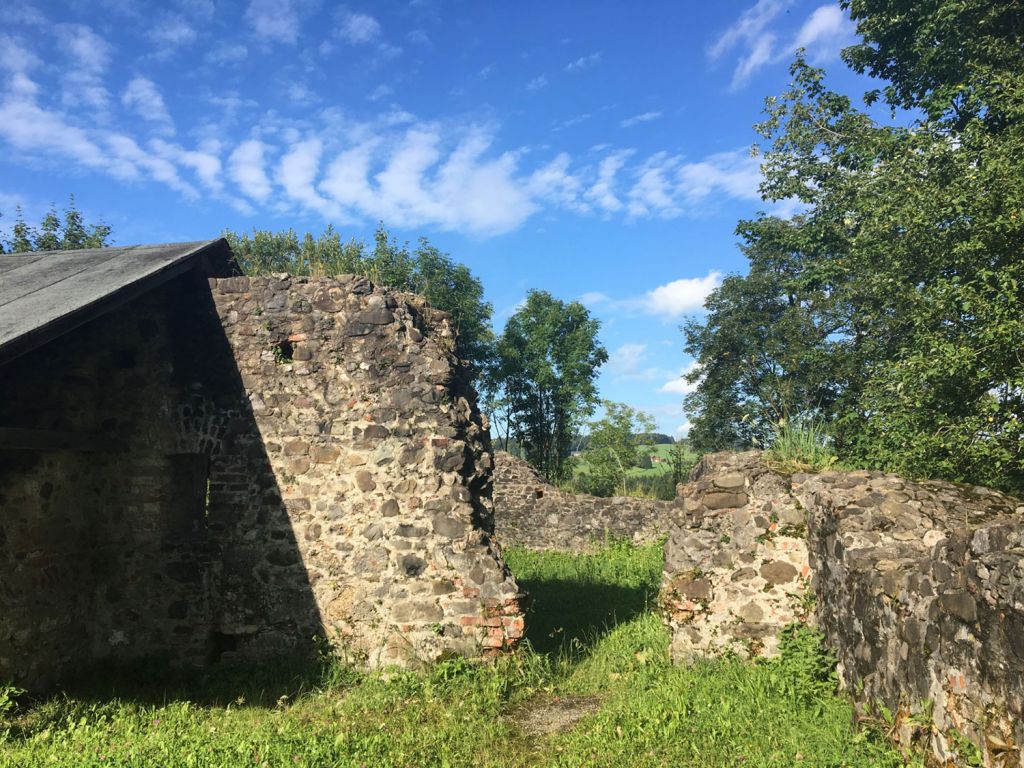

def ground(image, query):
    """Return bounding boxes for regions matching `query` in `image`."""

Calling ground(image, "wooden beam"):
[0,427,122,453]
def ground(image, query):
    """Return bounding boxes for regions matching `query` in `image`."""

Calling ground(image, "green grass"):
[0,542,913,767]
[765,419,839,474]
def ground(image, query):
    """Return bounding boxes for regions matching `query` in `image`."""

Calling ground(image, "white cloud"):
[565,52,601,72]
[228,139,273,201]
[621,111,661,128]
[149,13,197,51]
[0,35,778,238]
[585,150,632,213]
[245,0,311,44]
[641,272,722,318]
[55,24,110,112]
[0,93,107,170]
[708,0,789,61]
[794,5,855,62]
[122,77,173,132]
[285,80,318,105]
[0,33,40,74]
[578,291,610,307]
[607,343,647,376]
[57,23,110,71]
[528,152,586,212]
[627,152,679,218]
[526,74,548,91]
[336,10,381,44]
[320,126,537,235]
[730,33,776,89]
[152,138,222,192]
[105,134,196,196]
[677,149,761,203]
[710,1,853,89]
[278,137,344,218]
[0,4,47,26]
[368,84,393,101]
[660,361,702,394]
[205,44,248,65]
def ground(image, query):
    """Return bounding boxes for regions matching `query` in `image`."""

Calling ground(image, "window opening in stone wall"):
[273,339,293,364]
[167,453,210,540]
[534,487,544,500]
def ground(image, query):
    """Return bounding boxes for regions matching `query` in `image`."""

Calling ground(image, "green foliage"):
[669,441,698,487]
[682,0,1024,493]
[0,683,24,718]
[1,196,112,253]
[774,624,838,710]
[579,401,657,496]
[841,0,1023,127]
[492,290,608,483]
[683,218,846,454]
[572,442,696,500]
[226,223,496,375]
[766,418,839,474]
[1,542,906,767]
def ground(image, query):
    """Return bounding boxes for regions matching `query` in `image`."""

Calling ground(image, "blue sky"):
[0,0,868,437]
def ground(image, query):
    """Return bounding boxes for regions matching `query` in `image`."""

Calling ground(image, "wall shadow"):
[0,267,324,699]
[513,575,657,657]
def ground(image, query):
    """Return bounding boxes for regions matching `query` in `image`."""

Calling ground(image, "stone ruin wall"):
[662,451,1024,768]
[661,452,813,659]
[0,270,524,689]
[492,451,675,551]
[213,274,524,666]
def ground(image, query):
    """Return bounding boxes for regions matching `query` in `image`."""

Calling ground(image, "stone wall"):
[796,470,1024,767]
[492,452,675,551]
[212,274,524,667]
[661,451,813,659]
[0,269,524,689]
[662,450,1024,767]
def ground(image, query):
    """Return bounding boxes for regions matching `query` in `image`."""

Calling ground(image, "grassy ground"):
[0,542,913,767]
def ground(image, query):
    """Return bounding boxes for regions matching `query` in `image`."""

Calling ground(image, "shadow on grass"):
[514,576,656,657]
[39,647,351,711]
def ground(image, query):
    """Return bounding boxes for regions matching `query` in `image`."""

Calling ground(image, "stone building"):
[0,240,524,690]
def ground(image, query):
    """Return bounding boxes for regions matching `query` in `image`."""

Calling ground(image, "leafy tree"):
[635,433,675,445]
[493,290,608,482]
[1,196,112,253]
[226,224,495,376]
[581,401,656,496]
[682,0,1024,493]
[668,441,695,488]
[683,217,845,453]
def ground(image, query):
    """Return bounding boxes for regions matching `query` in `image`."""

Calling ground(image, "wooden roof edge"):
[0,238,239,368]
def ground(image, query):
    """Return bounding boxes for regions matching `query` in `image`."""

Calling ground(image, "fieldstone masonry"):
[796,470,1024,767]
[661,451,813,659]
[663,450,1024,767]
[492,451,675,551]
[0,270,525,689]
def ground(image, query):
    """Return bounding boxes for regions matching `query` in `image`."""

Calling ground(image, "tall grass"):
[765,418,839,474]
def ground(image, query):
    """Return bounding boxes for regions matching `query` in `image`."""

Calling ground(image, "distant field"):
[573,443,699,479]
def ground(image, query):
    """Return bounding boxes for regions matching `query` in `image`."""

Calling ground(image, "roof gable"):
[0,239,236,366]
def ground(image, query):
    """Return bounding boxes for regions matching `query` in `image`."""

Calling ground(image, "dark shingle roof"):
[0,238,236,366]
